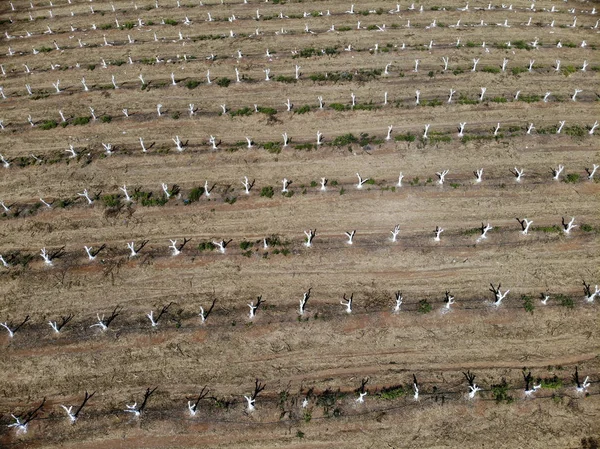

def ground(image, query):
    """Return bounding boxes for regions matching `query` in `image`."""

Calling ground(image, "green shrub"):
[556,294,574,308]
[295,105,311,114]
[164,18,178,25]
[72,116,90,126]
[564,173,580,183]
[491,96,507,103]
[102,194,121,208]
[230,107,253,117]
[187,186,205,203]
[260,186,274,198]
[541,376,563,389]
[121,21,135,29]
[100,115,112,123]
[395,133,416,142]
[40,120,58,130]
[198,241,215,251]
[263,142,281,154]
[333,133,357,146]
[239,241,253,250]
[522,295,534,314]
[256,106,277,116]
[418,299,432,314]
[275,75,296,83]
[329,103,348,112]
[216,77,231,87]
[482,66,501,74]
[491,379,513,403]
[186,80,201,89]
[511,66,527,76]
[580,223,594,232]
[377,385,405,400]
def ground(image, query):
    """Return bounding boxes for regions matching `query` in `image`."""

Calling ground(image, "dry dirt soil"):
[0,0,599,448]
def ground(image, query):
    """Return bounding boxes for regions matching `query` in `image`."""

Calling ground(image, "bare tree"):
[188,386,209,416]
[48,314,73,333]
[61,391,95,423]
[244,378,266,412]
[1,315,30,338]
[124,387,158,417]
[561,217,576,234]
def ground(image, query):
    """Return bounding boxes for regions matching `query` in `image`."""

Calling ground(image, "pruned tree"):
[124,387,158,417]
[344,230,356,245]
[212,239,232,254]
[304,229,316,247]
[1,315,30,338]
[188,386,209,416]
[90,305,121,331]
[169,238,191,256]
[582,280,599,302]
[489,283,509,306]
[48,314,73,333]
[391,224,400,242]
[147,302,173,327]
[478,223,493,241]
[84,244,106,261]
[248,295,263,319]
[573,366,590,393]
[516,218,533,235]
[561,217,576,234]
[61,391,95,424]
[341,293,353,314]
[127,240,149,257]
[299,288,311,315]
[40,246,65,265]
[444,291,455,310]
[199,298,217,324]
[434,226,444,242]
[355,377,369,403]
[8,398,45,434]
[463,370,481,399]
[244,378,266,412]
[393,291,403,313]
[523,370,541,396]
[412,374,419,401]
